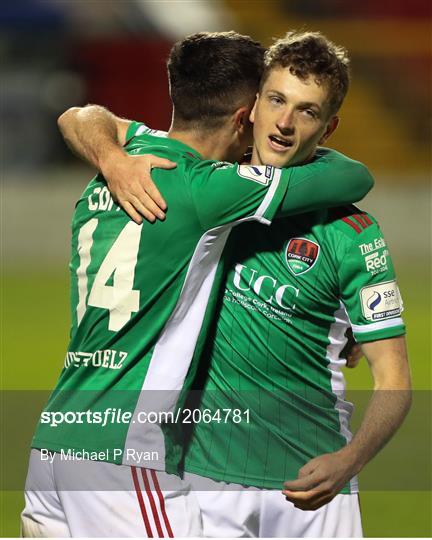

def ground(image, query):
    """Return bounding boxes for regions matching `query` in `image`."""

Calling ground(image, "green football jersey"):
[32,123,373,472]
[182,206,405,493]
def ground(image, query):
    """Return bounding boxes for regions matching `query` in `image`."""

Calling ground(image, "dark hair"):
[167,31,265,129]
[261,30,350,115]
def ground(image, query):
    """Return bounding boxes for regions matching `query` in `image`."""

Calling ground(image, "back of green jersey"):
[32,127,290,469]
[68,140,200,362]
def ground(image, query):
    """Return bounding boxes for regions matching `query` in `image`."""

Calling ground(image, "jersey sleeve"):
[189,161,290,230]
[124,122,169,145]
[189,148,373,230]
[337,216,405,343]
[124,121,145,144]
[277,148,374,216]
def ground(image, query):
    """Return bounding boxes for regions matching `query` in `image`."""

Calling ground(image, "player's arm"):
[283,217,409,510]
[283,336,411,510]
[57,105,175,223]
[58,105,131,162]
[190,149,373,230]
[277,148,374,216]
[347,336,411,464]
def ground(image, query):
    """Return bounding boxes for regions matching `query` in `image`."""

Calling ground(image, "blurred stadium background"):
[1,0,431,536]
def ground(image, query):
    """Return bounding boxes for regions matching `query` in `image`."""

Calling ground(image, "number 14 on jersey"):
[76,219,142,331]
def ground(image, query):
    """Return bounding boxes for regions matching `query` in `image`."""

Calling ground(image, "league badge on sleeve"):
[237,165,274,185]
[285,238,320,275]
[360,280,403,321]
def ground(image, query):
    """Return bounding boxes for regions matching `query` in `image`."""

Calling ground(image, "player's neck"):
[168,127,231,162]
[250,145,318,167]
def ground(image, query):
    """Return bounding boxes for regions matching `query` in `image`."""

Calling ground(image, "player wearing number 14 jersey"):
[25,32,375,538]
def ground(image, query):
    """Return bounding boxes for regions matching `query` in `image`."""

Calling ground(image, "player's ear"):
[319,116,339,144]
[249,94,259,123]
[234,106,252,134]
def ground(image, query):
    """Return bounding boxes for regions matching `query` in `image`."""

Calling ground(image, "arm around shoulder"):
[339,158,374,203]
[57,105,132,169]
[57,105,176,224]
[277,149,374,217]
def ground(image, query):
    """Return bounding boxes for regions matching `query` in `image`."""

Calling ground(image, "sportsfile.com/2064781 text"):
[39,407,250,427]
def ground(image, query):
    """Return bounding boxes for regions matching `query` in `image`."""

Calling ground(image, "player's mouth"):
[268,135,294,152]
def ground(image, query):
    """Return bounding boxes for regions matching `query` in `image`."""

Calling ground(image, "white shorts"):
[185,472,363,538]
[21,449,202,537]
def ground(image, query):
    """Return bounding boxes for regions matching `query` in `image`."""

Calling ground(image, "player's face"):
[250,67,338,168]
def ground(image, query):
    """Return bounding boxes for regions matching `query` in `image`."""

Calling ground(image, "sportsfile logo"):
[360,280,403,321]
[237,165,274,185]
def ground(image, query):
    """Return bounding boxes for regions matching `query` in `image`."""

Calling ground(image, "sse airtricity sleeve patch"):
[337,213,406,343]
[236,164,275,185]
[360,280,403,322]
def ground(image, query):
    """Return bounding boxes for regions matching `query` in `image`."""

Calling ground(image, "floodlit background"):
[1,0,431,536]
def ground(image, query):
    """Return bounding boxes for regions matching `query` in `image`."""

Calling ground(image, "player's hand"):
[282,450,357,511]
[342,328,363,368]
[346,343,363,368]
[102,152,176,224]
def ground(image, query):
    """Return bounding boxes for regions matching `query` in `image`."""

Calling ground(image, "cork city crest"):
[285,238,320,275]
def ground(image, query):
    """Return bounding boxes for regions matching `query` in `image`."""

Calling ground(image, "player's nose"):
[276,110,295,135]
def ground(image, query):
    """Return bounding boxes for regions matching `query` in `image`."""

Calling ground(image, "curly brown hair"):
[261,31,350,116]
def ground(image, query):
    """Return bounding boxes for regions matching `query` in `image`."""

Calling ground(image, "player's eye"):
[268,95,283,106]
[302,109,317,119]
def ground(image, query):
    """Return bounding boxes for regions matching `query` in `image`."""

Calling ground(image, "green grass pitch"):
[1,266,430,536]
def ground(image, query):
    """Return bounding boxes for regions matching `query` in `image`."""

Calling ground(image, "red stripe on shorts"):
[151,469,174,538]
[131,466,153,537]
[141,468,164,537]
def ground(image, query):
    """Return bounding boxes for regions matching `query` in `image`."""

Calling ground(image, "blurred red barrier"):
[73,38,174,130]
